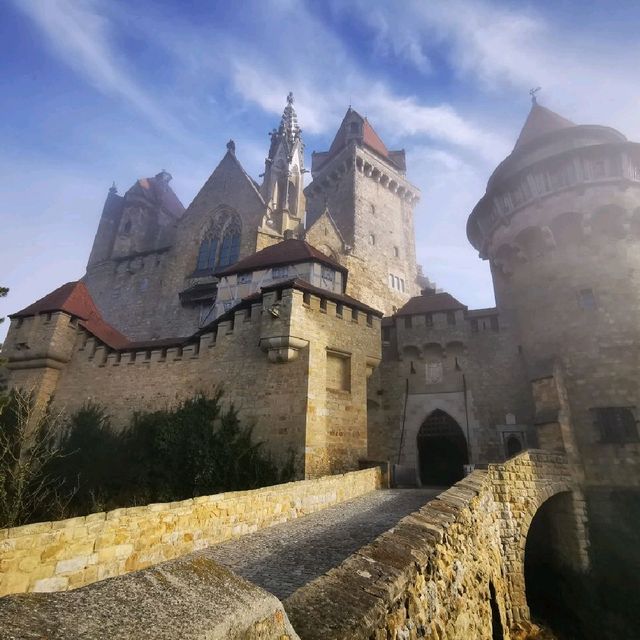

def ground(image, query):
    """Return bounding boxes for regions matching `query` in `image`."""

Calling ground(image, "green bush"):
[54,390,295,517]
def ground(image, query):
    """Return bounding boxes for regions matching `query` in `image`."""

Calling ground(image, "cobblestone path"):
[206,488,440,599]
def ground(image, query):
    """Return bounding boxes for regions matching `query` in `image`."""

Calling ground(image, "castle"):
[2,94,639,514]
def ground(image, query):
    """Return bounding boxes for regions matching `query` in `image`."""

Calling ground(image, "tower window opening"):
[123,220,132,234]
[578,288,596,310]
[425,313,433,327]
[404,316,412,328]
[394,246,399,258]
[447,311,456,326]
[592,407,639,444]
[369,233,376,245]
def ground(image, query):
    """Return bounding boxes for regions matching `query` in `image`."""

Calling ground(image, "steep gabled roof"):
[513,102,576,150]
[395,291,467,317]
[215,238,346,277]
[319,108,404,171]
[11,282,129,349]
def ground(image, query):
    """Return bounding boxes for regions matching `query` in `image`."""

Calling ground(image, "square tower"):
[305,108,421,315]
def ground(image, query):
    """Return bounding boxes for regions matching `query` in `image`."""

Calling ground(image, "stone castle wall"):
[0,467,382,597]
[367,306,534,474]
[3,286,382,479]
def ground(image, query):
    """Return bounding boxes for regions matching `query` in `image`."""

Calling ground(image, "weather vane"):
[529,87,541,104]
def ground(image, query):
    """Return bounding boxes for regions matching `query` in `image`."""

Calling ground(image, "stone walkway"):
[206,488,441,599]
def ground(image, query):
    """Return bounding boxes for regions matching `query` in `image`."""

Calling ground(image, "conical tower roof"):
[513,100,576,150]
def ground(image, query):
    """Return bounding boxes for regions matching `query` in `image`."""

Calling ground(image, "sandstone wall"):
[368,307,533,474]
[4,286,381,479]
[284,450,587,639]
[0,467,382,597]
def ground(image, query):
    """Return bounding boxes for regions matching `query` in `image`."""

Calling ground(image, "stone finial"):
[529,86,541,104]
[109,181,118,195]
[227,139,236,154]
[287,91,294,105]
[155,170,172,184]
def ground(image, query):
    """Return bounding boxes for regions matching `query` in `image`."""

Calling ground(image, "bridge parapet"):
[285,448,588,639]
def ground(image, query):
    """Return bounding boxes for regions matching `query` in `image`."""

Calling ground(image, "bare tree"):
[0,388,71,527]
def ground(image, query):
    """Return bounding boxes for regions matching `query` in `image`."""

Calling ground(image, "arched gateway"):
[417,409,469,486]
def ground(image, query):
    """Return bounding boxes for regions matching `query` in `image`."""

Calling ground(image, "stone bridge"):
[0,450,588,639]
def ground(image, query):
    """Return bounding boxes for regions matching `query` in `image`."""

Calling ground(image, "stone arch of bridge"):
[498,473,589,627]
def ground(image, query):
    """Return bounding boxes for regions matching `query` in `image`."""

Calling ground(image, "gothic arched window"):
[196,210,242,273]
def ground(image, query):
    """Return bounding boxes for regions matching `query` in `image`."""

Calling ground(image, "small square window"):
[366,313,373,327]
[578,288,596,310]
[303,292,311,305]
[336,303,343,317]
[320,298,327,311]
[238,273,252,284]
[272,266,288,279]
[592,407,639,444]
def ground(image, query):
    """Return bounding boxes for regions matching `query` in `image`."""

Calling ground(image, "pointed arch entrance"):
[417,409,468,486]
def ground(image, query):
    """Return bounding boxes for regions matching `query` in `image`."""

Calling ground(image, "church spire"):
[260,93,306,238]
[269,92,302,162]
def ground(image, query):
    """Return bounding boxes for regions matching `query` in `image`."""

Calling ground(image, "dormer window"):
[350,122,360,134]
[238,273,252,285]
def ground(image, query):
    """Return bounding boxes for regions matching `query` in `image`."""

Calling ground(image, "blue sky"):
[2,0,640,342]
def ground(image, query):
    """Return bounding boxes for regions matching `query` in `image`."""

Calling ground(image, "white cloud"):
[12,0,186,139]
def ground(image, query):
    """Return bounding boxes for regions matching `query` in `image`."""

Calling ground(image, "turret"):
[260,92,305,237]
[467,98,640,487]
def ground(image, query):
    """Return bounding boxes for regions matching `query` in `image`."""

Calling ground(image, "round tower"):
[467,99,640,489]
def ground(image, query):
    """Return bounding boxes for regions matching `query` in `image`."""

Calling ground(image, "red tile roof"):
[514,103,575,150]
[318,108,404,171]
[11,282,129,349]
[215,239,346,277]
[362,118,390,158]
[395,292,467,316]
